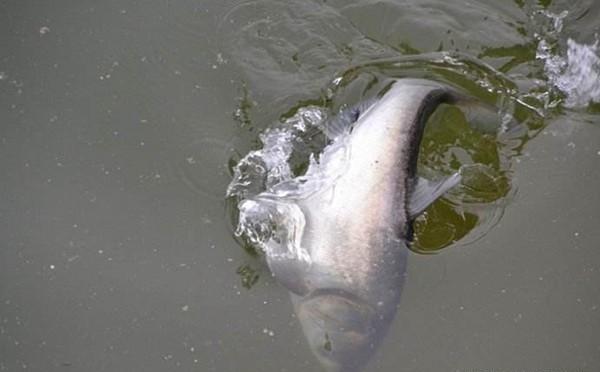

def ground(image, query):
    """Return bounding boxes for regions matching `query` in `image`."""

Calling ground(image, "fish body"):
[254,79,466,371]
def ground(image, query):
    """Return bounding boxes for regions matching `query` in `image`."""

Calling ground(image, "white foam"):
[227,106,334,263]
[537,37,600,108]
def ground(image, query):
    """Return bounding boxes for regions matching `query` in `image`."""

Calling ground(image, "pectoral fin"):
[408,173,462,219]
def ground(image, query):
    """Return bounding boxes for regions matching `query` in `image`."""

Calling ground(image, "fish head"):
[294,288,390,372]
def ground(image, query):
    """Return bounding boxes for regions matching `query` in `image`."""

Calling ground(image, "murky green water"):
[1,0,599,371]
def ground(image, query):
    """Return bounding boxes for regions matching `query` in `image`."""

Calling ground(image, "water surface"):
[1,0,599,371]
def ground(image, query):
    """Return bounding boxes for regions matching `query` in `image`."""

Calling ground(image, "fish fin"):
[408,173,462,219]
[323,98,377,139]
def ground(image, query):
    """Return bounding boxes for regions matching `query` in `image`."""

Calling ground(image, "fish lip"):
[299,287,377,335]
[302,287,378,326]
[296,288,379,372]
[303,287,374,311]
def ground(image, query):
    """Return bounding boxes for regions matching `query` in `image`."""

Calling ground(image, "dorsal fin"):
[323,98,377,139]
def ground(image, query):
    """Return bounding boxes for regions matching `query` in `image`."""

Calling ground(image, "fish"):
[238,79,480,371]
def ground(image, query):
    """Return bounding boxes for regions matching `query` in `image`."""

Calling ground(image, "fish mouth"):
[296,288,380,372]
[301,288,375,332]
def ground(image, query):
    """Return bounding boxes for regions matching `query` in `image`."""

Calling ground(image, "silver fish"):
[244,79,473,371]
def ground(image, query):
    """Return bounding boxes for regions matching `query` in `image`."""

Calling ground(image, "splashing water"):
[227,105,354,262]
[537,38,600,108]
[227,106,327,199]
[535,11,600,108]
[224,3,600,261]
[227,74,524,257]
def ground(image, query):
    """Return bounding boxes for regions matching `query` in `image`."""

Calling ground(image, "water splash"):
[537,38,600,108]
[535,10,600,108]
[227,73,529,256]
[227,106,341,262]
[227,106,329,200]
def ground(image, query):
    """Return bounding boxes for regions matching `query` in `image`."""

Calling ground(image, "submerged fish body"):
[240,79,469,371]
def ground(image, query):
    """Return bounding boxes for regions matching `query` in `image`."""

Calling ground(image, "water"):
[1,0,599,371]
